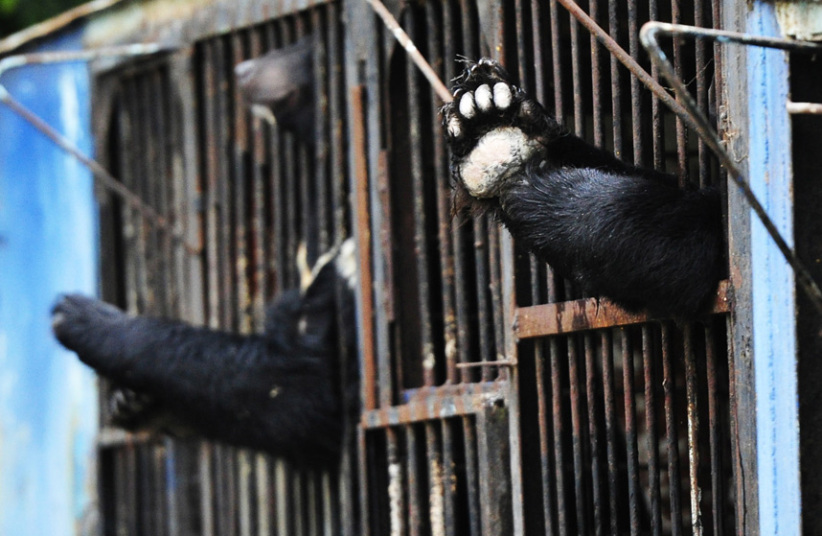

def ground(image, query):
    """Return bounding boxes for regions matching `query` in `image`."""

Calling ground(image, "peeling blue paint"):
[0,30,99,536]
[747,3,802,535]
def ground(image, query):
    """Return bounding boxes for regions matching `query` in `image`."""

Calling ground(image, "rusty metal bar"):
[569,6,584,137]
[661,325,684,535]
[683,325,703,536]
[407,427,422,536]
[404,9,437,389]
[534,342,558,536]
[607,0,623,159]
[248,28,268,325]
[642,326,663,536]
[567,335,588,535]
[549,338,569,536]
[671,0,688,183]
[600,330,619,535]
[462,417,481,536]
[620,329,641,536]
[441,420,457,536]
[583,333,603,536]
[589,0,603,148]
[428,0,459,386]
[361,384,505,429]
[705,323,724,536]
[627,0,643,167]
[694,0,710,188]
[515,280,731,338]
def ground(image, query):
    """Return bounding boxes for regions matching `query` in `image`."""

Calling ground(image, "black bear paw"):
[443,59,547,199]
[52,294,126,346]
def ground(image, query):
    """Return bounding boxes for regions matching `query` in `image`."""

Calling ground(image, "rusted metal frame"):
[476,402,514,534]
[425,0,459,386]
[705,323,724,536]
[461,417,482,536]
[403,9,437,389]
[566,335,589,535]
[642,326,664,536]
[661,325,684,535]
[515,279,731,338]
[620,329,641,536]
[361,383,505,429]
[639,21,822,314]
[583,334,603,536]
[231,31,253,334]
[549,338,570,536]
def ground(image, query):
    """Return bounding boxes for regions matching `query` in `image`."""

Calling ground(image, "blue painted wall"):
[747,3,801,534]
[0,30,99,536]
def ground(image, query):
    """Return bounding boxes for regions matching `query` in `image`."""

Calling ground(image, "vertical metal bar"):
[387,429,407,536]
[642,326,663,536]
[462,418,481,536]
[441,420,457,536]
[550,338,569,536]
[608,0,623,159]
[215,37,236,330]
[589,0,603,147]
[683,325,703,536]
[569,2,583,137]
[628,0,643,166]
[621,329,640,536]
[200,444,215,536]
[584,334,602,536]
[671,0,688,182]
[275,459,291,536]
[403,9,436,388]
[694,0,709,187]
[535,341,558,536]
[649,0,664,171]
[311,8,331,252]
[600,330,619,535]
[201,41,222,330]
[549,0,565,124]
[407,426,422,536]
[238,450,253,536]
[426,0,459,385]
[567,335,588,535]
[705,324,724,536]
[255,454,271,536]
[427,423,446,536]
[661,325,683,535]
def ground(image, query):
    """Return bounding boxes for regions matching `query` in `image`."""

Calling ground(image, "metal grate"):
[90,0,740,535]
[94,3,353,535]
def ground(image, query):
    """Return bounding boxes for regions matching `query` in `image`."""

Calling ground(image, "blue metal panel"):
[0,30,99,536]
[747,3,802,534]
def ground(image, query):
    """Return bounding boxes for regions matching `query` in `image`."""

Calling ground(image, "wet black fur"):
[443,59,723,319]
[52,251,356,467]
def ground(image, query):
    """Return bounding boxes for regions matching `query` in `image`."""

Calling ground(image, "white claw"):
[447,116,462,138]
[475,84,493,111]
[493,83,512,109]
[459,92,476,118]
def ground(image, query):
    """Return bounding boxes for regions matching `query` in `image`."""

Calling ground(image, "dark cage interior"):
[90,0,735,534]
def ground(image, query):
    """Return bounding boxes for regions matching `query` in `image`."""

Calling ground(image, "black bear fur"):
[442,59,723,319]
[52,240,357,467]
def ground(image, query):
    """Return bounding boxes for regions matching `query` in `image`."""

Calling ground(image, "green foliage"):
[0,0,87,38]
